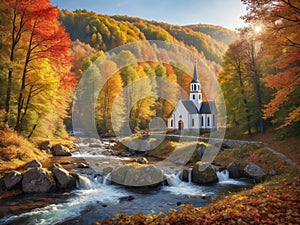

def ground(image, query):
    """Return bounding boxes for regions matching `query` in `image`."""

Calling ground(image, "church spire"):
[191,61,199,83]
[189,61,202,111]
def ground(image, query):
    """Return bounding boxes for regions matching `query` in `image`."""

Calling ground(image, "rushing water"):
[0,141,253,225]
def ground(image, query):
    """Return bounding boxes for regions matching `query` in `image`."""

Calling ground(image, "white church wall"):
[190,114,200,129]
[173,101,189,130]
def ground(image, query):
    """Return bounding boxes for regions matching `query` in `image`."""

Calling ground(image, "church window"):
[171,119,173,127]
[179,115,182,119]
[193,94,195,99]
[207,116,210,127]
[199,94,201,99]
[192,118,194,127]
[201,116,204,126]
[198,84,200,90]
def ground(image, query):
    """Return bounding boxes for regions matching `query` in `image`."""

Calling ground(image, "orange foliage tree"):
[1,0,76,137]
[242,0,300,129]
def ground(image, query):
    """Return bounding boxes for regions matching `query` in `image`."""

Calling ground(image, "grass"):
[214,144,295,175]
[225,128,300,166]
[0,126,48,174]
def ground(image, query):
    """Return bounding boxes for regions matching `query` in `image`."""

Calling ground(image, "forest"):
[0,0,299,147]
[0,0,299,224]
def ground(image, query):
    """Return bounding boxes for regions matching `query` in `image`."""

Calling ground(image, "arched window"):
[194,84,196,90]
[199,94,201,99]
[207,116,210,127]
[201,116,204,126]
[171,119,173,127]
[193,94,195,99]
[192,118,194,127]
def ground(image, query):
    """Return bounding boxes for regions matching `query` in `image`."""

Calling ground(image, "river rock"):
[192,162,218,184]
[22,168,55,193]
[38,141,51,151]
[111,165,163,187]
[188,144,207,163]
[227,162,241,178]
[51,144,72,156]
[3,171,22,190]
[51,164,76,189]
[244,162,266,182]
[23,159,42,169]
[77,163,89,168]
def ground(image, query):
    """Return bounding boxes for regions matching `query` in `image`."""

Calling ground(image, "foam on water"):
[217,170,248,185]
[0,175,128,225]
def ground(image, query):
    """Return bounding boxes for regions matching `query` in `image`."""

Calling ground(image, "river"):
[0,139,253,225]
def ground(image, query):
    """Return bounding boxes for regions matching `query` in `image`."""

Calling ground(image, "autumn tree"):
[0,0,75,138]
[70,39,96,76]
[241,0,300,130]
[219,40,254,136]
[96,60,125,135]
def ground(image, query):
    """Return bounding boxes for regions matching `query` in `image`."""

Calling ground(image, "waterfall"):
[77,175,94,189]
[166,170,183,186]
[188,168,192,183]
[217,170,229,182]
[102,173,111,185]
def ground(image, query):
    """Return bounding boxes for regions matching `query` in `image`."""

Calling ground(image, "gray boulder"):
[51,144,72,156]
[227,162,241,178]
[192,162,218,184]
[244,162,266,182]
[22,168,55,193]
[51,164,76,189]
[111,164,163,187]
[38,141,51,151]
[3,171,22,190]
[77,163,89,168]
[23,159,42,169]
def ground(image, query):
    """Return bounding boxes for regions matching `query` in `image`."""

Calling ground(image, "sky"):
[51,0,248,30]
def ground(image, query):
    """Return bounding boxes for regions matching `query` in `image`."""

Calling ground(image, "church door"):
[178,120,184,130]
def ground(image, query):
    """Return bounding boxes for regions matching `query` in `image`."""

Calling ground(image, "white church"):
[167,63,217,132]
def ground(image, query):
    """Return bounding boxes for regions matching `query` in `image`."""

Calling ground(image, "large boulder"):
[38,141,51,151]
[23,159,42,169]
[50,164,76,189]
[111,164,163,187]
[190,144,206,163]
[192,162,218,184]
[244,162,267,182]
[22,168,55,193]
[227,162,241,178]
[51,144,72,156]
[3,171,22,190]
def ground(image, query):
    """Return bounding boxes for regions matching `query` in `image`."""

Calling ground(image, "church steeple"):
[189,62,202,111]
[191,62,199,83]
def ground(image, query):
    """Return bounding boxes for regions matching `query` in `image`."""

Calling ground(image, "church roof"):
[181,100,215,114]
[181,100,198,113]
[191,62,199,83]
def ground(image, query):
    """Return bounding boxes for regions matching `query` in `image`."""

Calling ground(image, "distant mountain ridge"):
[59,10,237,64]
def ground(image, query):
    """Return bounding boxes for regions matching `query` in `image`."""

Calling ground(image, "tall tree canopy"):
[0,0,76,138]
[241,0,300,129]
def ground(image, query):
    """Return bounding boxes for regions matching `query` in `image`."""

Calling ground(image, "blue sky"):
[51,0,247,30]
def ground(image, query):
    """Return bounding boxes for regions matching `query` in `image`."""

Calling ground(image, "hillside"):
[58,10,236,64]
